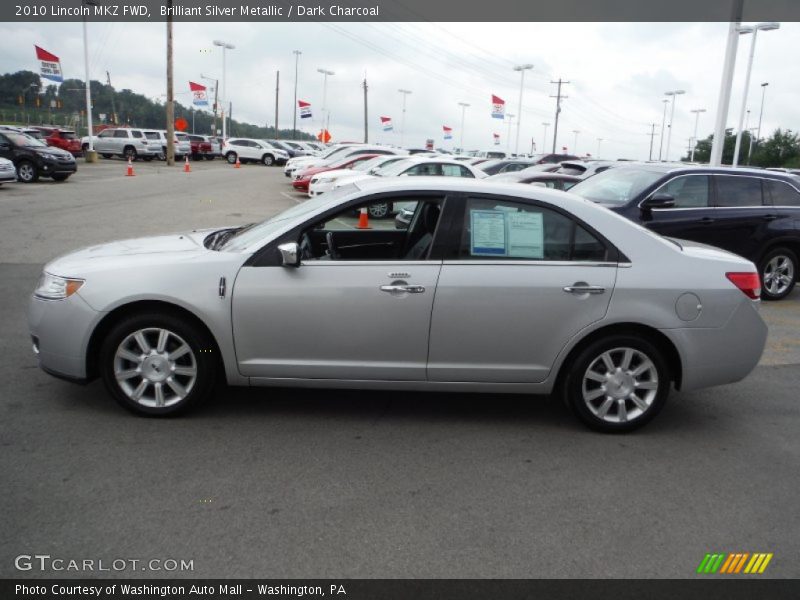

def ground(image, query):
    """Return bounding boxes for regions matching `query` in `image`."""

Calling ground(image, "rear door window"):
[113,130,129,139]
[131,130,142,138]
[714,176,764,207]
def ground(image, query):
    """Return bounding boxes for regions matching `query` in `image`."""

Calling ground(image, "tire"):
[205,155,215,161]
[563,334,670,433]
[102,153,113,159]
[16,160,39,183]
[99,312,217,416]
[82,143,89,152]
[142,156,153,162]
[226,152,238,164]
[759,247,797,301]
[51,173,70,182]
[367,202,391,219]
[123,146,138,161]
[191,153,201,161]
[262,154,274,166]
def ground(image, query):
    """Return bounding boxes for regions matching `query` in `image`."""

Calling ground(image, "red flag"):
[189,81,206,92]
[35,45,59,62]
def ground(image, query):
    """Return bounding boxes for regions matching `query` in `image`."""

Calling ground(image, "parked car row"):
[0,128,77,182]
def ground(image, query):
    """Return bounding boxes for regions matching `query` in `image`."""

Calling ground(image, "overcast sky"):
[1,21,798,159]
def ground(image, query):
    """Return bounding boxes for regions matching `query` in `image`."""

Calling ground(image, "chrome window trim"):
[299,260,442,267]
[443,260,619,267]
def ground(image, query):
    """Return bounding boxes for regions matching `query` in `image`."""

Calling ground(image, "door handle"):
[563,285,605,295]
[762,214,779,221]
[380,284,425,294]
[700,217,715,224]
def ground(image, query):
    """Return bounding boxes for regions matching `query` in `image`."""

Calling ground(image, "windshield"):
[569,167,665,206]
[60,131,77,140]
[351,156,388,172]
[5,132,46,147]
[376,158,417,177]
[220,185,358,252]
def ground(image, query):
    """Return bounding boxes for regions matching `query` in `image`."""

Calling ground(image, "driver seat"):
[403,203,441,260]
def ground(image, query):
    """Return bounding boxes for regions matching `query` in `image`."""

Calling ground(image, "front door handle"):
[762,214,779,221]
[700,217,715,224]
[380,284,425,294]
[563,285,605,295]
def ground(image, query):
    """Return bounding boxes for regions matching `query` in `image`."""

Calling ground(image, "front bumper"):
[39,157,78,175]
[28,292,101,381]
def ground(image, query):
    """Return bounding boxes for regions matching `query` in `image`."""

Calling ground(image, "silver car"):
[28,179,767,431]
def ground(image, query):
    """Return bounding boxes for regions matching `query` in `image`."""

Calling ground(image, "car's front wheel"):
[262,154,274,166]
[564,335,670,432]
[759,247,797,301]
[16,160,39,183]
[226,152,238,164]
[99,313,217,416]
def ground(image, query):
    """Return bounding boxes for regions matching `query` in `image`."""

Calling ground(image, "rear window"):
[131,130,143,138]
[60,131,76,140]
[144,132,160,140]
[766,179,800,206]
[715,176,764,207]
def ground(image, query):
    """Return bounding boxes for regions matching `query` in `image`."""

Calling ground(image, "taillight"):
[726,272,761,299]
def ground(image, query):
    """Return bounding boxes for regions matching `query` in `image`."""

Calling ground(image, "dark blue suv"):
[570,164,800,300]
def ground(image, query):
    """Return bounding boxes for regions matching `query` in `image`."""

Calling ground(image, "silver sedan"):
[28,179,767,431]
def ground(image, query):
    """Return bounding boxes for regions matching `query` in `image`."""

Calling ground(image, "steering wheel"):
[299,232,314,260]
[326,231,340,260]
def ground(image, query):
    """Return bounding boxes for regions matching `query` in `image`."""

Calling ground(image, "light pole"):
[596,138,603,159]
[200,73,218,135]
[317,68,334,134]
[213,40,235,140]
[689,108,706,162]
[457,101,469,153]
[746,127,759,164]
[292,50,302,140]
[81,0,97,159]
[664,90,685,162]
[732,22,780,168]
[398,88,412,147]
[755,82,769,146]
[657,98,669,161]
[541,122,549,155]
[513,64,533,156]
[505,113,514,154]
[572,130,580,155]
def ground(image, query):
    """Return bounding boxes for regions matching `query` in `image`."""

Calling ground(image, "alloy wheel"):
[581,347,659,424]
[113,327,197,409]
[763,255,795,297]
[368,203,390,219]
[18,162,35,182]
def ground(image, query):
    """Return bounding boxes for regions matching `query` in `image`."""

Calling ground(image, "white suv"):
[222,138,289,166]
[93,128,160,161]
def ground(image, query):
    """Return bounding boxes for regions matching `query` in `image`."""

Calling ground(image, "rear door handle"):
[700,217,715,224]
[563,285,605,295]
[380,285,425,294]
[762,214,779,221]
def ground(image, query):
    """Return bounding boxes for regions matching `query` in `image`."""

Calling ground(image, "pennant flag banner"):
[443,125,453,140]
[35,45,63,82]
[298,100,312,119]
[189,81,208,107]
[380,116,393,132]
[491,94,505,119]
[493,133,500,145]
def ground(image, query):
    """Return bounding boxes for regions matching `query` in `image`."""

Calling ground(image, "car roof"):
[610,162,798,179]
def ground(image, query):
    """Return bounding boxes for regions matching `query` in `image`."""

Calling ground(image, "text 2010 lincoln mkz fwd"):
[28,179,767,431]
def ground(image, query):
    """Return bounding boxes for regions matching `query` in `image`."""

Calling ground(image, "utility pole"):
[201,73,218,136]
[505,113,514,153]
[458,102,469,152]
[549,78,570,154]
[106,71,117,124]
[362,76,368,143]
[513,64,533,156]
[81,0,95,159]
[690,108,706,162]
[658,99,669,161]
[648,123,658,161]
[274,70,279,137]
[292,50,301,140]
[213,39,235,140]
[165,0,174,166]
[755,82,768,149]
[710,0,744,166]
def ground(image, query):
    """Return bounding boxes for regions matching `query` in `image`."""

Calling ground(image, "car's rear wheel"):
[99,313,217,416]
[759,247,797,301]
[102,153,113,159]
[262,154,274,166]
[205,155,215,161]
[16,160,39,183]
[564,335,670,432]
[123,146,138,161]
[226,152,238,164]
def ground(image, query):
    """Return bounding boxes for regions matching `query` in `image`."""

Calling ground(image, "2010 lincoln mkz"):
[28,179,767,431]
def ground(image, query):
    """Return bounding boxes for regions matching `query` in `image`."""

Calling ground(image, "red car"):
[291,154,379,192]
[187,134,213,160]
[33,126,82,157]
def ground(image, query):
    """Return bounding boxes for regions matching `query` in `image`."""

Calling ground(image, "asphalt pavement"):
[1,159,798,578]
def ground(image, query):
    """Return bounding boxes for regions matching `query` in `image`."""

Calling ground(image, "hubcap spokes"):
[764,256,794,295]
[113,327,197,408]
[582,347,658,424]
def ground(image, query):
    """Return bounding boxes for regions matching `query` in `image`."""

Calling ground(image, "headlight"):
[42,152,61,160]
[34,273,84,300]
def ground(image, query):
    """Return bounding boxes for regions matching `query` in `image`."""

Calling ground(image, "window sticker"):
[507,212,544,258]
[470,210,507,255]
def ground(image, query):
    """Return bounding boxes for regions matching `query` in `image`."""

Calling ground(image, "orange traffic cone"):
[184,155,191,173]
[125,157,135,177]
[234,156,241,169]
[356,206,370,229]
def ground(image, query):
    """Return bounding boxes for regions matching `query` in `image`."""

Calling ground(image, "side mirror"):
[277,242,301,267]
[641,193,675,211]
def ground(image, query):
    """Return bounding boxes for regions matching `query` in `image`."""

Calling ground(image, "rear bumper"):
[661,300,767,392]
[292,180,310,191]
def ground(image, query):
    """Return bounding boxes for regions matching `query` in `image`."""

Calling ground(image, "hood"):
[310,168,354,181]
[45,229,216,276]
[333,173,374,188]
[36,145,73,158]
